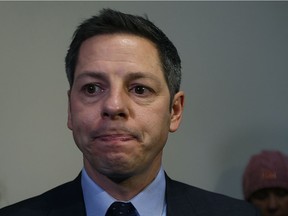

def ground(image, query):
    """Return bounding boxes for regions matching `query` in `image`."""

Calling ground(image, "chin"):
[105,171,134,183]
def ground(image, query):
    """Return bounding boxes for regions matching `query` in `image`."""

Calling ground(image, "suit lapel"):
[48,174,86,216]
[49,202,86,216]
[165,174,208,216]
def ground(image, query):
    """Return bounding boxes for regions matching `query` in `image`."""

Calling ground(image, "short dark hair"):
[65,8,181,100]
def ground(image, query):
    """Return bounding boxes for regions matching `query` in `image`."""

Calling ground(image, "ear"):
[169,91,184,132]
[67,90,73,130]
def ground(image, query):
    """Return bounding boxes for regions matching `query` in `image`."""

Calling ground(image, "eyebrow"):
[74,71,107,82]
[125,71,162,85]
[74,71,162,85]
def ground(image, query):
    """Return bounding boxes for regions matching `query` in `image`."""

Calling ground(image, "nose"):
[101,89,129,120]
[266,194,280,214]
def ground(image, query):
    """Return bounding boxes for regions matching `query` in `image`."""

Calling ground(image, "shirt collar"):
[81,167,166,216]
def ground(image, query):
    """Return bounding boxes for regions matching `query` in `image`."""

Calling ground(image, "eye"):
[274,189,288,197]
[134,86,146,94]
[83,83,103,95]
[131,85,153,96]
[251,190,269,200]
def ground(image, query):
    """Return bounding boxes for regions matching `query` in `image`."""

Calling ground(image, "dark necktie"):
[105,201,138,216]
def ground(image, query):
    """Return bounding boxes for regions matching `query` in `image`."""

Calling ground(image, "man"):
[243,150,288,216]
[0,8,259,216]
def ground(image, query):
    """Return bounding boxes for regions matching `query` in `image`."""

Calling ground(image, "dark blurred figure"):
[243,150,288,216]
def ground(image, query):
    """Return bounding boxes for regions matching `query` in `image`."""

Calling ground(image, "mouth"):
[94,134,137,142]
[91,127,142,143]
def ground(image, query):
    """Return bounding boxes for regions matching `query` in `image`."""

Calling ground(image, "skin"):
[67,33,184,200]
[250,188,288,216]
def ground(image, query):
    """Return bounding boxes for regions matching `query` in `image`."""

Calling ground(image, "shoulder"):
[166,176,259,215]
[0,175,83,216]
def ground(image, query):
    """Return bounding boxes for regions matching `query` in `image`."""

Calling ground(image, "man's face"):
[67,34,183,181]
[250,188,288,216]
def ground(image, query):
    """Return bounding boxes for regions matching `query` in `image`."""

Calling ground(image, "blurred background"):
[0,1,287,207]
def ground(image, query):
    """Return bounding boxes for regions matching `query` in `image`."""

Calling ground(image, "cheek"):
[70,105,100,136]
[140,104,170,124]
[251,200,267,210]
[71,113,99,155]
[282,198,288,208]
[140,107,171,141]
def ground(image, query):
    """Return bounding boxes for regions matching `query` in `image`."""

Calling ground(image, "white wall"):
[0,1,287,207]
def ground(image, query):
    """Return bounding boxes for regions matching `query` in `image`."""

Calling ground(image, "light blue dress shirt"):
[81,167,167,216]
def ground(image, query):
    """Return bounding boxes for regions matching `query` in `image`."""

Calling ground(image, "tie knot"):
[105,201,138,216]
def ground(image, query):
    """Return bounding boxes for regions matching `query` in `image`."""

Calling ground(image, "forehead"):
[80,34,160,65]
[74,33,166,83]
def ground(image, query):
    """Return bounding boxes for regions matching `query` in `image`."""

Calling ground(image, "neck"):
[83,157,162,201]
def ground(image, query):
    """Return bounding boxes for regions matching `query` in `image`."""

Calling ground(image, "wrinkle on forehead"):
[80,34,159,61]
[76,34,163,78]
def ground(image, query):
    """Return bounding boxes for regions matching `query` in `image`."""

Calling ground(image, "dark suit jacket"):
[0,173,259,216]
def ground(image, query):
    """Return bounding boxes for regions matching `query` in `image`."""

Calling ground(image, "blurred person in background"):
[243,150,288,216]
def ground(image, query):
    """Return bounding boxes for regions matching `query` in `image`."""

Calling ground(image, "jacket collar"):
[48,173,86,216]
[165,173,198,216]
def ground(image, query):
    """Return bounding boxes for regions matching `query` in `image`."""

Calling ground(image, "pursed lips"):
[94,133,137,142]
[90,127,142,143]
